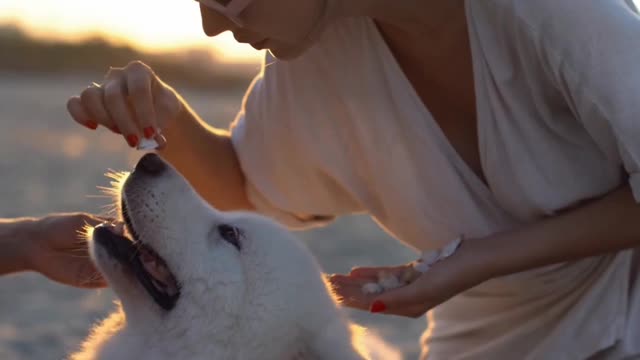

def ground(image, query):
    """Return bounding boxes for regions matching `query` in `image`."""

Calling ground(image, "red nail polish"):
[143,126,155,139]
[126,134,139,148]
[111,126,121,134]
[370,300,386,313]
[85,121,98,130]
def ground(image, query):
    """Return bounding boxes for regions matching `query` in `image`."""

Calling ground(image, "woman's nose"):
[200,5,236,37]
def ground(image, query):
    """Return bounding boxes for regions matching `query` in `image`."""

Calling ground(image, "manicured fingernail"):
[143,126,155,139]
[110,126,121,134]
[126,134,139,148]
[85,121,98,130]
[370,300,386,313]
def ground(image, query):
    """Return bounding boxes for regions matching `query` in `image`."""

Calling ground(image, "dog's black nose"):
[135,153,166,175]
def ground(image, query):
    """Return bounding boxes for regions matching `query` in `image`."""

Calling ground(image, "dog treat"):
[137,138,159,150]
[378,271,403,290]
[361,267,424,295]
[362,282,384,295]
[136,132,167,151]
[361,236,463,295]
[361,273,398,295]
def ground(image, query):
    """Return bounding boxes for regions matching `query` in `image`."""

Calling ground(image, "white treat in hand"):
[137,138,159,150]
[361,270,408,295]
[360,236,464,294]
[136,130,166,151]
[378,271,403,290]
[362,283,384,295]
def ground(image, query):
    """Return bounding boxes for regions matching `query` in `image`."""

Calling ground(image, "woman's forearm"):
[0,218,35,275]
[158,101,254,212]
[479,184,640,278]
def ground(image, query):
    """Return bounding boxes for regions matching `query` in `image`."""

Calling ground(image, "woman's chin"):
[267,42,313,61]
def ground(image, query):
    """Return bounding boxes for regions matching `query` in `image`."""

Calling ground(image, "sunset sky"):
[2,0,639,64]
[0,0,262,63]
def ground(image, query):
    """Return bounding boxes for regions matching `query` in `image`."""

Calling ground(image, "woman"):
[67,0,640,358]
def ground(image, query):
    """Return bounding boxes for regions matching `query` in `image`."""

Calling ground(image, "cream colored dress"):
[229,0,640,358]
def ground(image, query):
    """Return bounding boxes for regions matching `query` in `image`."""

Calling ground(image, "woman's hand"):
[26,213,109,288]
[67,61,183,148]
[328,240,493,318]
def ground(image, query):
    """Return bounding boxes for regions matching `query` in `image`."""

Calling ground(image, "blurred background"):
[0,1,432,359]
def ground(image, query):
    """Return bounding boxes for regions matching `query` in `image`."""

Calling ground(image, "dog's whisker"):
[99,204,119,214]
[97,186,120,194]
[86,193,115,198]
[80,271,104,286]
[105,170,129,180]
[100,203,118,210]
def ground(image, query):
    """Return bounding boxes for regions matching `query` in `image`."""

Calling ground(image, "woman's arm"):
[485,184,640,279]
[157,101,255,212]
[0,218,34,275]
[331,184,640,316]
[332,0,640,317]
[488,0,640,280]
[68,61,255,213]
[0,213,107,288]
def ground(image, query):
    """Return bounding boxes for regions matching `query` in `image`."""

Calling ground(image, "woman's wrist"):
[0,217,38,274]
[159,95,208,146]
[452,235,503,286]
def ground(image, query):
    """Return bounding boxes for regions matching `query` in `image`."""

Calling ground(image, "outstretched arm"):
[0,213,108,288]
[332,184,640,317]
[0,217,33,276]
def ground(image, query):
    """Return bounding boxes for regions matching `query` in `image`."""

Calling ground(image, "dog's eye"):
[218,224,242,251]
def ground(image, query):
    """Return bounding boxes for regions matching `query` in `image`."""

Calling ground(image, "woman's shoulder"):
[467,0,638,72]
[473,0,638,34]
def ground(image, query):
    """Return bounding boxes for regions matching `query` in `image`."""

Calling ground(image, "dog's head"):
[88,154,334,343]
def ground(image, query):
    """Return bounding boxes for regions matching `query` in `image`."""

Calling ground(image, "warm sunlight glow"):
[0,0,262,63]
[1,0,638,63]
[97,170,130,219]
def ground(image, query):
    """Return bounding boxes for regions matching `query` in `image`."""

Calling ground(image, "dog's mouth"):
[93,200,180,311]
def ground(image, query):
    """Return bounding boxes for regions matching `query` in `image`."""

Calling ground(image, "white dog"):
[71,153,401,360]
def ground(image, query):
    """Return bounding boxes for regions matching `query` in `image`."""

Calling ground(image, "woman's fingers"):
[329,274,374,310]
[70,61,178,148]
[78,83,114,130]
[330,265,409,309]
[330,263,437,319]
[124,61,158,139]
[332,272,433,317]
[103,78,140,148]
[349,265,408,279]
[67,96,97,130]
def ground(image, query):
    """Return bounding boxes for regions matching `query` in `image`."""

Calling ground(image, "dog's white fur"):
[70,155,401,360]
